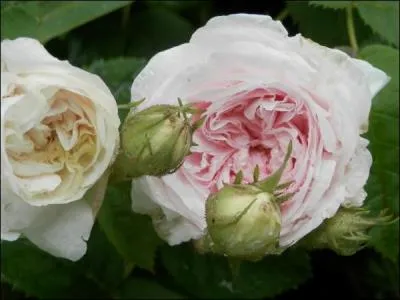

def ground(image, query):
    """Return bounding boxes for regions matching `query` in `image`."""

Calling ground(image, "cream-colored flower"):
[1,38,120,261]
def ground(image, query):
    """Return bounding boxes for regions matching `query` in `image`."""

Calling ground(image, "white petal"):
[25,169,86,206]
[4,89,49,134]
[1,231,20,241]
[131,176,205,244]
[281,160,336,229]
[82,116,119,189]
[19,174,62,195]
[131,177,164,214]
[316,114,337,153]
[16,72,120,129]
[1,179,42,234]
[281,185,345,246]
[5,128,34,153]
[352,58,391,98]
[1,38,60,71]
[154,214,204,246]
[130,43,206,109]
[10,158,64,177]
[342,137,372,207]
[22,199,94,261]
[132,176,199,224]
[84,171,110,217]
[191,14,288,48]
[2,38,120,127]
[1,72,20,98]
[163,173,206,224]
[289,34,389,129]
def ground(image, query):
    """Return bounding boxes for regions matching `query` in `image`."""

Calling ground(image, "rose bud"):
[205,184,281,261]
[199,142,293,261]
[299,207,395,255]
[117,102,198,179]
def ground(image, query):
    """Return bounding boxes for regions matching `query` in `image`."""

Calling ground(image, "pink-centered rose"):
[129,14,389,248]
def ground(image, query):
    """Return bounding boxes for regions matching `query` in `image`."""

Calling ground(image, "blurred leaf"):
[0,178,127,298]
[360,44,399,262]
[126,7,194,58]
[86,58,147,121]
[1,1,132,43]
[1,281,34,300]
[54,5,134,67]
[77,223,126,291]
[144,0,204,12]
[355,1,399,48]
[161,243,312,299]
[364,252,400,299]
[287,1,373,47]
[359,32,392,49]
[309,1,350,9]
[368,221,399,264]
[97,182,163,272]
[115,277,186,299]
[1,239,107,298]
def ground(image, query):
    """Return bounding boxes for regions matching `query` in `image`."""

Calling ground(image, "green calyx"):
[196,141,294,261]
[299,207,396,256]
[112,99,204,181]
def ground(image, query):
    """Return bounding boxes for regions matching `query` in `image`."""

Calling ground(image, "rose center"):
[181,88,308,194]
[5,89,97,186]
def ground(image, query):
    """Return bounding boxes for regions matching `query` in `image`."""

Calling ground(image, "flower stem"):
[276,8,289,21]
[346,3,359,55]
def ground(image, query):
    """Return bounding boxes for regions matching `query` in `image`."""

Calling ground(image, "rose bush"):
[129,14,389,249]
[1,38,120,261]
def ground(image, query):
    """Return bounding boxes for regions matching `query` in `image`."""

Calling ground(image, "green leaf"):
[1,281,32,300]
[1,1,132,43]
[360,45,399,262]
[355,1,399,48]
[1,239,107,298]
[144,0,204,12]
[160,243,312,299]
[364,251,400,298]
[115,277,187,299]
[97,182,163,272]
[86,58,147,121]
[309,1,351,9]
[368,221,399,264]
[77,223,126,291]
[126,7,194,58]
[287,1,373,48]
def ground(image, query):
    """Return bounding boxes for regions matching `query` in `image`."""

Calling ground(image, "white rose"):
[1,38,120,261]
[129,14,389,248]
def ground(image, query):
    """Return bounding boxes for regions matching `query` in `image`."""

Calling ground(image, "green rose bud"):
[299,207,395,256]
[205,184,281,261]
[111,101,202,181]
[195,141,294,262]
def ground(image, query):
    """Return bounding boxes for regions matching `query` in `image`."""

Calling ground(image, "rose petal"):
[23,199,94,261]
[131,177,204,245]
[19,174,62,195]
